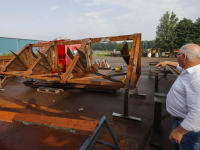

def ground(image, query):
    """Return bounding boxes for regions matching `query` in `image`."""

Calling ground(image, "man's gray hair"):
[180,44,200,62]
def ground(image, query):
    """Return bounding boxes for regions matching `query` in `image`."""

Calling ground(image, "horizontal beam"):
[0,110,98,135]
[0,56,14,60]
[0,71,24,77]
[67,79,124,87]
[31,34,139,47]
[32,40,84,47]
[91,34,138,43]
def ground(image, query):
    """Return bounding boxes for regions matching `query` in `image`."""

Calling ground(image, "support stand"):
[150,70,171,148]
[150,93,166,147]
[79,116,121,150]
[112,89,141,121]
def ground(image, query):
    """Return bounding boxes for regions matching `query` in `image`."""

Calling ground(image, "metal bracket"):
[79,116,121,150]
[129,86,146,98]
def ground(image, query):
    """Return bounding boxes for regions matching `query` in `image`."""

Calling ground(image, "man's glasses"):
[177,53,184,56]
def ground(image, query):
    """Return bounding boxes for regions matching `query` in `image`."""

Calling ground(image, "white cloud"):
[82,0,199,40]
[49,6,59,10]
[85,12,101,19]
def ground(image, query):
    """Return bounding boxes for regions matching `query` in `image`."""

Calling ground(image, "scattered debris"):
[79,107,84,111]
[37,87,64,94]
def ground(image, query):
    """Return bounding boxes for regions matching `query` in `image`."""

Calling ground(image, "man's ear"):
[183,54,187,60]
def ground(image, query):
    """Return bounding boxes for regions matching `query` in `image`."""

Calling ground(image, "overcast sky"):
[0,0,199,41]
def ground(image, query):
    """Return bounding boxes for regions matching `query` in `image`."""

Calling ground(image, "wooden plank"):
[0,110,98,135]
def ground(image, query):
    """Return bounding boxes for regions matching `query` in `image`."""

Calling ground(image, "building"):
[0,37,43,55]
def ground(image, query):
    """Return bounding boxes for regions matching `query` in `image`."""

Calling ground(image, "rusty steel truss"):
[0,33,142,90]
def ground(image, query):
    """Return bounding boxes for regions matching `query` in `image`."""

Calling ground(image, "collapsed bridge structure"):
[0,33,142,149]
[0,33,141,91]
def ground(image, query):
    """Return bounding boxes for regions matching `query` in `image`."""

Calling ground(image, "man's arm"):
[154,61,178,69]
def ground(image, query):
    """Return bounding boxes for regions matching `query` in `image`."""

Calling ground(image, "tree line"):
[93,12,200,53]
[92,40,155,51]
[155,11,200,53]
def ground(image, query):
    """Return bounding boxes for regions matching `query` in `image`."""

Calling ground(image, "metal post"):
[149,65,151,78]
[153,102,162,132]
[0,76,2,89]
[124,89,129,117]
[155,73,158,92]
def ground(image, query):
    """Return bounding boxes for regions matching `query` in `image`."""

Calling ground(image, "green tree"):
[116,43,123,51]
[174,18,194,48]
[193,18,200,45]
[155,11,179,52]
[142,41,148,49]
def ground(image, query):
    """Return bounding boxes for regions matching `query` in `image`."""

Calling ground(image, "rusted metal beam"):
[124,34,141,89]
[60,55,80,83]
[79,38,90,51]
[32,40,84,47]
[0,71,24,77]
[91,34,137,43]
[0,110,98,135]
[0,56,14,60]
[66,79,124,87]
[129,34,141,89]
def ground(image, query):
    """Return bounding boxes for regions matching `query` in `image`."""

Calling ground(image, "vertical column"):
[153,102,162,132]
[155,72,158,92]
[0,76,2,89]
[124,89,129,117]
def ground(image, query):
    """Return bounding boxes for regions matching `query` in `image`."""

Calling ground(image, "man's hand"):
[154,61,168,69]
[154,61,178,69]
[169,125,188,144]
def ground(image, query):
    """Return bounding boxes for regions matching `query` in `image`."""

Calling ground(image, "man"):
[155,44,200,150]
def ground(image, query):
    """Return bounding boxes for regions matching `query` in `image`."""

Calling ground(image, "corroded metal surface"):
[0,110,98,135]
[0,94,130,150]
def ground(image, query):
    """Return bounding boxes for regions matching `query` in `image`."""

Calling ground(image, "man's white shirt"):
[166,64,200,132]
